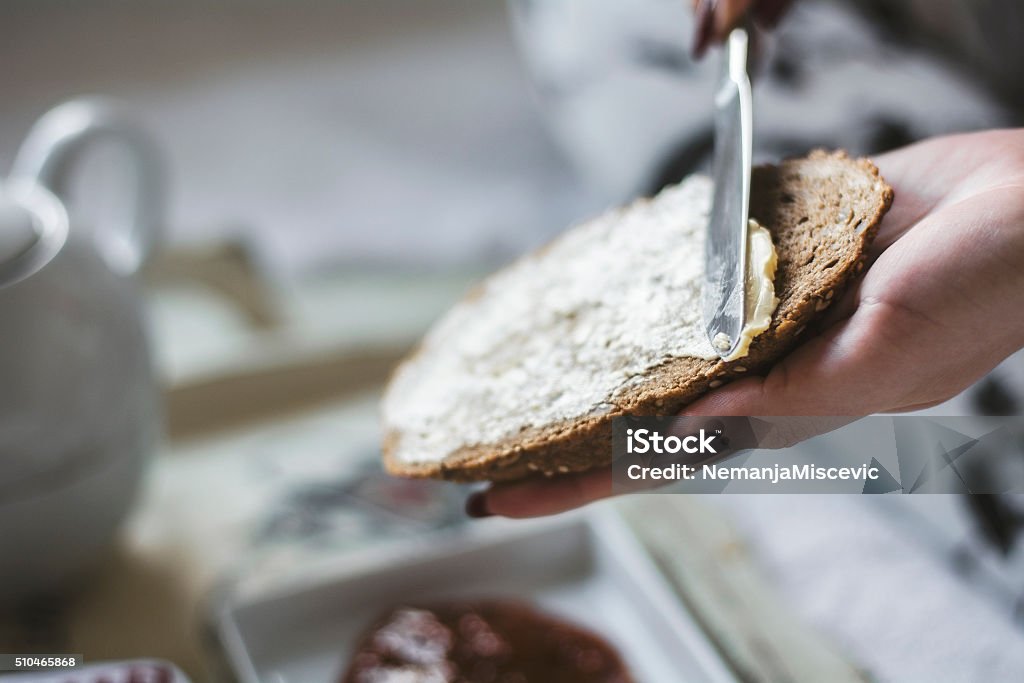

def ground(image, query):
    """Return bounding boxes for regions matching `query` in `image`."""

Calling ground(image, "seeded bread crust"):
[383,151,894,482]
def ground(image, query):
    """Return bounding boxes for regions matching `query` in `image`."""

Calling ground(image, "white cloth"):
[718,494,1024,683]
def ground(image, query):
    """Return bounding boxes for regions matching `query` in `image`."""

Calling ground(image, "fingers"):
[714,0,755,36]
[679,375,859,450]
[871,131,1024,252]
[684,305,903,418]
[692,0,795,59]
[691,0,718,59]
[693,0,754,59]
[471,467,614,519]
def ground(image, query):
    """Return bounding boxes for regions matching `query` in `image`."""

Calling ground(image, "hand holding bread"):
[383,151,892,484]
[475,130,1024,518]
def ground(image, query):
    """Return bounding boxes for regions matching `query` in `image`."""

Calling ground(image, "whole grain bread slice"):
[382,151,893,482]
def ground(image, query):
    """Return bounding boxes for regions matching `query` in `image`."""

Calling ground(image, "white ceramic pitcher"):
[0,98,164,602]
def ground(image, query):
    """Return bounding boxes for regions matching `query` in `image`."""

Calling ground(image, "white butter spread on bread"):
[384,176,778,465]
[722,219,780,361]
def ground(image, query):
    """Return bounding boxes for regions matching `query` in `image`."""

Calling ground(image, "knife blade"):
[703,27,754,360]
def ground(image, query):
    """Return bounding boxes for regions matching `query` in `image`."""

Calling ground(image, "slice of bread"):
[382,151,893,482]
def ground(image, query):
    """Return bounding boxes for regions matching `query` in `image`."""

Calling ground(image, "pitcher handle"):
[10,97,164,276]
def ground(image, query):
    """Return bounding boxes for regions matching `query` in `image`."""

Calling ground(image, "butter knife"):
[703,27,754,360]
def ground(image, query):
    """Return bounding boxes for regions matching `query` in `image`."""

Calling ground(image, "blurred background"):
[2,1,1024,682]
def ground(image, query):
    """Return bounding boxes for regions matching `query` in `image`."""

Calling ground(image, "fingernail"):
[691,0,716,59]
[465,492,494,519]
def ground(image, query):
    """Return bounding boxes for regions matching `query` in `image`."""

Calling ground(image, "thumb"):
[681,307,902,446]
[685,337,858,416]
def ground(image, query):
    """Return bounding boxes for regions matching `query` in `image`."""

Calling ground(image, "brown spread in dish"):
[340,599,635,683]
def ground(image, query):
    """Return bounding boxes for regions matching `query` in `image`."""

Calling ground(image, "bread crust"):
[383,151,894,482]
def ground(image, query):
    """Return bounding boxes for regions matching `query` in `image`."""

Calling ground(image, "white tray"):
[0,660,191,682]
[213,509,735,683]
